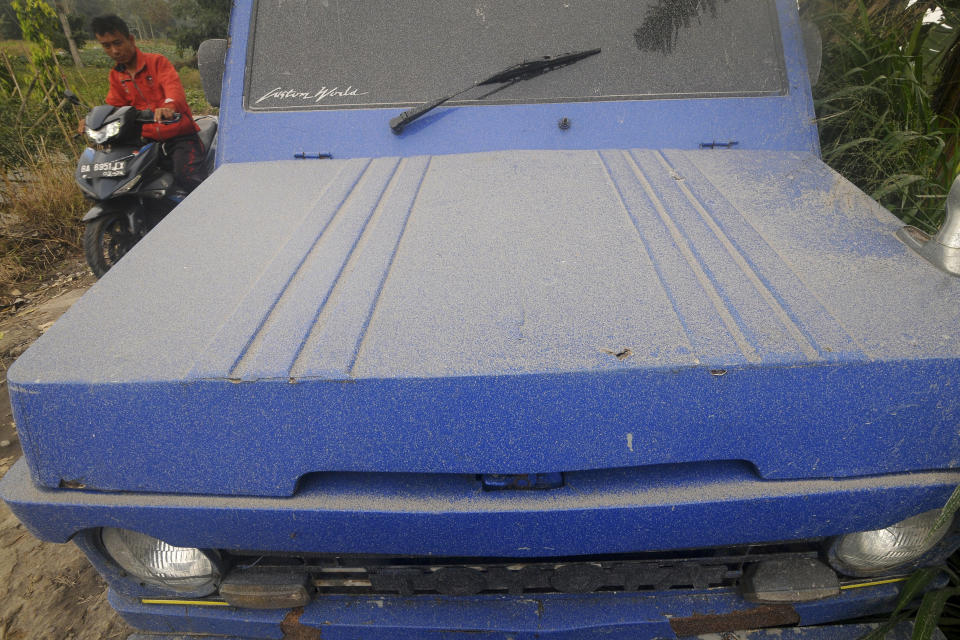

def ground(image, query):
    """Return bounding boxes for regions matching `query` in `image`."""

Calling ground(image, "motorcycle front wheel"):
[83,213,139,278]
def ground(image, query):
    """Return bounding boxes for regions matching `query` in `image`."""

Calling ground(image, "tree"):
[139,1,173,39]
[169,0,228,55]
[0,0,23,38]
[169,0,229,55]
[52,0,82,67]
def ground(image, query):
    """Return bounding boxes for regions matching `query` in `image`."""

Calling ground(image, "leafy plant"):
[11,0,63,95]
[809,0,960,233]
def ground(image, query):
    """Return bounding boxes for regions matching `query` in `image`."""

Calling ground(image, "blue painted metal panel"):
[8,149,960,497]
[4,460,959,556]
[10,361,960,497]
[214,0,820,165]
[108,582,910,639]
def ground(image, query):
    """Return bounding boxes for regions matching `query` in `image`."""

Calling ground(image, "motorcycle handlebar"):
[136,110,182,124]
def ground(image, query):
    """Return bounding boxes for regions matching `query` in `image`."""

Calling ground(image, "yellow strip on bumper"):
[839,577,908,590]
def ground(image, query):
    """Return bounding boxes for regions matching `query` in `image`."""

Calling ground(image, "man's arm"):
[154,55,190,121]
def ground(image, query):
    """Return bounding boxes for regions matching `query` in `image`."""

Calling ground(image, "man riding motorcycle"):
[86,14,205,193]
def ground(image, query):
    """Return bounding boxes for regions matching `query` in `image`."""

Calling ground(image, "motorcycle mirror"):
[198,39,227,108]
[64,89,82,106]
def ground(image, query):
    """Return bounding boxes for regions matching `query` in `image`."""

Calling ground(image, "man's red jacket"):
[105,49,200,141]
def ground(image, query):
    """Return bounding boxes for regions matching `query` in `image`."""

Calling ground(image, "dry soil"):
[0,257,134,640]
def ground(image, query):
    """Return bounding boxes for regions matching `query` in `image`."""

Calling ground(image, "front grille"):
[222,544,822,597]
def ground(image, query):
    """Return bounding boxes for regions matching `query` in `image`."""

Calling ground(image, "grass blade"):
[895,568,945,616]
[928,485,960,542]
[913,588,960,640]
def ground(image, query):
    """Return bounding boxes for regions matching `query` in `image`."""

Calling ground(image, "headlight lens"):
[830,509,950,576]
[86,120,122,144]
[101,528,220,593]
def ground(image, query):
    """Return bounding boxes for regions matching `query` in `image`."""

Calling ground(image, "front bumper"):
[112,579,923,639]
[4,459,960,557]
[4,460,958,638]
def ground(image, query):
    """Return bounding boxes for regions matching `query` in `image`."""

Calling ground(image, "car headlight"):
[829,509,951,576]
[86,120,122,144]
[100,528,220,594]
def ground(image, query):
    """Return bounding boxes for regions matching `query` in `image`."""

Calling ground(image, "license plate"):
[80,159,128,179]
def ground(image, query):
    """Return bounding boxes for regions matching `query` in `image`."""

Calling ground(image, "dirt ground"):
[0,256,134,640]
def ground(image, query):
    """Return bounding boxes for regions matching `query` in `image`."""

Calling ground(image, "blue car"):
[4,0,960,638]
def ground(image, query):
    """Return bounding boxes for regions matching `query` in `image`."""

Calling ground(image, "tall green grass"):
[811,1,960,233]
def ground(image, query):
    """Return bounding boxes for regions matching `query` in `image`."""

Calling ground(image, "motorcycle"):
[74,99,217,277]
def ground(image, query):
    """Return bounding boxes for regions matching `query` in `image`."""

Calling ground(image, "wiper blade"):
[389,47,600,135]
[477,47,602,86]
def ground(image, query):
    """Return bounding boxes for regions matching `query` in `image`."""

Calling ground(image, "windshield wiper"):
[389,47,601,135]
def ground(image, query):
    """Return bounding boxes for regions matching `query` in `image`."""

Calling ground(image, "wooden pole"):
[1,50,24,102]
[38,77,58,109]
[51,104,77,149]
[17,73,40,119]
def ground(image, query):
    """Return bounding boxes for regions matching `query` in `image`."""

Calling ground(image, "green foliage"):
[915,588,960,640]
[169,0,229,56]
[0,1,85,49]
[0,4,21,39]
[811,0,960,233]
[11,0,62,94]
[931,486,960,542]
[50,12,86,53]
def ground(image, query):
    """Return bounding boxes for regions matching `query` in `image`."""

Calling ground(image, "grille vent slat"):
[223,546,820,597]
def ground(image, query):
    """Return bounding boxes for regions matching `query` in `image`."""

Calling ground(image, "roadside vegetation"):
[803,2,960,635]
[808,0,960,233]
[0,0,222,288]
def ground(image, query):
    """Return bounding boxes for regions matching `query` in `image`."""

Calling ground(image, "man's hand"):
[155,107,176,122]
[77,117,86,135]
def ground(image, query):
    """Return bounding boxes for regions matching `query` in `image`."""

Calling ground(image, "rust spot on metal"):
[601,347,634,361]
[281,606,323,639]
[669,604,799,637]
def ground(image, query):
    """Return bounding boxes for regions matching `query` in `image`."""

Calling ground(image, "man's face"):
[96,31,136,67]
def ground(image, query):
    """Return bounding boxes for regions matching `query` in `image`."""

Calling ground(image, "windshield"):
[246,0,787,111]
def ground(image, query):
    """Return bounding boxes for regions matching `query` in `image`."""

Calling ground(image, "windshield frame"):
[217,0,819,165]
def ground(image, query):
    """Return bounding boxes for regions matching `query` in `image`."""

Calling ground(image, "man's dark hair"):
[91,15,130,38]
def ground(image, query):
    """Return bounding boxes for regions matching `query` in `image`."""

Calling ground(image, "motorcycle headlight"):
[829,509,951,576]
[86,120,122,144]
[100,528,221,594]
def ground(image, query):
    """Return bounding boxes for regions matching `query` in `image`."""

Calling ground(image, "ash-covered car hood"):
[9,148,960,497]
